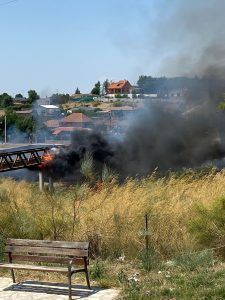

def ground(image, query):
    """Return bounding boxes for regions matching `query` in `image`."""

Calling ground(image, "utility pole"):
[4,115,7,144]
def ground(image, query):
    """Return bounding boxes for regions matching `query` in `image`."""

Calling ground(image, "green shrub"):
[174,250,215,271]
[102,164,118,184]
[189,197,225,256]
[123,281,141,300]
[90,259,107,279]
[80,152,94,182]
[113,101,124,107]
[139,249,159,271]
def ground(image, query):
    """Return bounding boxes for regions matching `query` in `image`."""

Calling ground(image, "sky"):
[0,0,167,96]
[1,0,224,97]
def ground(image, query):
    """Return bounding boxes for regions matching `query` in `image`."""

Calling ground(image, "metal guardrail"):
[0,147,50,172]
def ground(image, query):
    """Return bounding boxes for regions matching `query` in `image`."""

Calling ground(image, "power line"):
[0,0,19,6]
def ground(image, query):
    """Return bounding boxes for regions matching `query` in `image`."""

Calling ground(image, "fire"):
[37,151,54,169]
[43,152,53,163]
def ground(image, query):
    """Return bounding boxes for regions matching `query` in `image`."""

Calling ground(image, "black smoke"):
[47,93,225,180]
[47,0,225,179]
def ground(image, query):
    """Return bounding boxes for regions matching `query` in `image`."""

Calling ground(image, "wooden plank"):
[0,263,68,273]
[10,255,85,265]
[5,245,88,257]
[7,239,89,250]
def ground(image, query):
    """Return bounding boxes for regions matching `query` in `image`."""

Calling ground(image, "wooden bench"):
[0,238,90,300]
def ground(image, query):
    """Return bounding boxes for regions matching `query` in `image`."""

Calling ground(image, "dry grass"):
[1,169,225,259]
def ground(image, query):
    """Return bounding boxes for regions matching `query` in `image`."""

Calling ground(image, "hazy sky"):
[0,0,167,96]
[1,0,224,97]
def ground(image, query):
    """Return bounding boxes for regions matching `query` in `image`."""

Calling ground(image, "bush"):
[90,259,107,279]
[115,94,128,99]
[113,101,124,107]
[92,101,101,107]
[189,197,225,256]
[174,250,215,271]
[139,249,159,271]
[80,152,94,182]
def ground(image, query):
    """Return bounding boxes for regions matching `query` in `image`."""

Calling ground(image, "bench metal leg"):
[10,269,16,283]
[68,265,72,300]
[84,258,91,289]
[8,253,16,283]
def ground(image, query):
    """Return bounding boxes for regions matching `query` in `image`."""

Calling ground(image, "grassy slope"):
[0,170,225,298]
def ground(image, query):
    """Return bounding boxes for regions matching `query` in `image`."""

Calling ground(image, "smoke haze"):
[47,0,225,179]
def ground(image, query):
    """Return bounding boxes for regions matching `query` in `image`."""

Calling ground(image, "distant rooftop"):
[108,80,132,90]
[52,126,92,135]
[40,105,59,109]
[15,110,32,114]
[44,119,61,128]
[62,112,92,123]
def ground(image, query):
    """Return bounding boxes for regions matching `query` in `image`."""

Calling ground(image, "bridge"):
[0,147,50,172]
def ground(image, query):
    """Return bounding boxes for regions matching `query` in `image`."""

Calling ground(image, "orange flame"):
[43,152,54,163]
[37,151,54,169]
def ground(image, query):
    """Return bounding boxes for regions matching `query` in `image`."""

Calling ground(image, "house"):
[109,106,136,119]
[107,80,133,96]
[37,97,53,106]
[13,96,27,103]
[52,127,92,141]
[36,105,61,118]
[15,110,33,117]
[44,119,60,129]
[60,113,93,128]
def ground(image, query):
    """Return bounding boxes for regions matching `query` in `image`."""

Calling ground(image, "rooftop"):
[62,113,92,123]
[44,119,61,128]
[52,127,92,135]
[40,105,59,109]
[108,80,131,90]
[15,110,33,114]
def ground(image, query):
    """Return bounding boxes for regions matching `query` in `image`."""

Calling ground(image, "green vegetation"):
[73,108,101,117]
[115,94,129,99]
[27,89,39,103]
[113,101,124,107]
[91,81,101,95]
[103,79,109,95]
[0,93,13,107]
[112,100,134,107]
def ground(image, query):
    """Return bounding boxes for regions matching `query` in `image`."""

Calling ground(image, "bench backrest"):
[5,239,89,264]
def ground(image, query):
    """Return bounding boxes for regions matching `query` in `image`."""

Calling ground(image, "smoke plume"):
[47,0,225,179]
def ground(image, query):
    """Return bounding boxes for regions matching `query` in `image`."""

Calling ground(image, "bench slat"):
[5,245,88,257]
[7,239,89,250]
[0,263,68,273]
[9,255,86,265]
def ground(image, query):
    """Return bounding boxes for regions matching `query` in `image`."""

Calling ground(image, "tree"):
[50,93,70,105]
[16,116,36,133]
[15,93,23,99]
[75,87,81,94]
[0,93,13,107]
[28,90,39,103]
[91,81,101,95]
[103,79,109,95]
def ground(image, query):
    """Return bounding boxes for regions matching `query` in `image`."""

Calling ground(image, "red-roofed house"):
[60,112,93,128]
[44,119,60,129]
[107,80,133,95]
[52,127,92,140]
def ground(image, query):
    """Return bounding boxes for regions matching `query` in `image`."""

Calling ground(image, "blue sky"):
[1,0,223,96]
[0,0,170,96]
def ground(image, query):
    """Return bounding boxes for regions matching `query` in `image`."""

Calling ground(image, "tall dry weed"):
[1,170,225,259]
